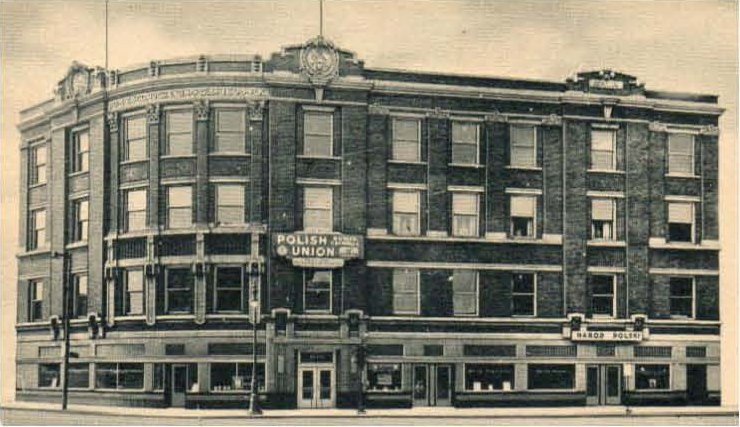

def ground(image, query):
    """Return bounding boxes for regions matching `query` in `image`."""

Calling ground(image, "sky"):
[1,0,737,405]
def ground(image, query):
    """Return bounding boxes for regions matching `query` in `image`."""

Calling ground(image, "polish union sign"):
[274,233,363,268]
[571,330,643,342]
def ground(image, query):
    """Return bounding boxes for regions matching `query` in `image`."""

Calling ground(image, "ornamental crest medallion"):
[299,36,339,86]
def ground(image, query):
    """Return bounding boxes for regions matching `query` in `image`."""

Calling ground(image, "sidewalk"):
[2,400,738,419]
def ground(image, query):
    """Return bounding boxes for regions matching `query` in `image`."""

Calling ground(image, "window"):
[392,191,420,236]
[167,186,193,229]
[30,144,47,185]
[510,195,536,238]
[215,109,246,153]
[451,121,479,164]
[304,270,331,312]
[123,116,147,161]
[452,193,479,237]
[68,363,89,388]
[124,189,147,232]
[528,365,575,389]
[216,184,245,224]
[453,270,478,316]
[303,187,332,232]
[71,130,90,173]
[392,118,420,162]
[635,365,670,390]
[165,268,194,314]
[28,280,43,321]
[165,110,193,156]
[210,363,264,392]
[29,208,46,250]
[95,363,144,390]
[214,266,243,312]
[392,269,419,315]
[72,199,89,242]
[591,198,615,240]
[303,111,333,157]
[591,130,616,170]
[667,202,694,242]
[73,274,88,318]
[367,363,402,392]
[123,268,144,315]
[510,124,536,167]
[465,364,515,392]
[668,133,694,175]
[591,275,615,317]
[38,364,60,388]
[669,277,694,318]
[512,273,535,316]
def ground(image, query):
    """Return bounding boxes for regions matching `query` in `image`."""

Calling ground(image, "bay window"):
[165,267,194,314]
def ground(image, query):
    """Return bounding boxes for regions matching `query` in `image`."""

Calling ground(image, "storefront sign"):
[273,233,363,268]
[589,79,624,90]
[571,330,643,342]
[109,86,268,111]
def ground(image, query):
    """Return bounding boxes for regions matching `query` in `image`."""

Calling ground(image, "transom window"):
[29,280,43,322]
[165,268,194,314]
[392,269,419,315]
[452,270,478,316]
[124,189,147,232]
[668,133,694,175]
[392,191,420,236]
[122,268,144,316]
[392,118,420,162]
[73,274,88,318]
[452,193,479,237]
[72,199,89,242]
[451,121,479,164]
[165,110,193,156]
[167,186,193,229]
[123,116,147,161]
[591,275,615,317]
[30,144,48,185]
[591,130,616,170]
[29,208,46,250]
[510,124,536,167]
[667,202,694,243]
[71,130,89,173]
[216,184,245,224]
[669,277,694,318]
[591,198,615,240]
[465,364,515,392]
[512,273,536,316]
[215,109,246,153]
[214,266,244,312]
[510,195,536,238]
[303,111,333,157]
[95,363,144,390]
[303,187,333,232]
[304,270,332,312]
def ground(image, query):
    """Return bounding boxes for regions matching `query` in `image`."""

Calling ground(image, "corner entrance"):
[586,364,622,405]
[412,364,453,406]
[297,352,335,408]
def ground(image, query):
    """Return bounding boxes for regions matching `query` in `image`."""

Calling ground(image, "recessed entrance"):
[297,352,335,408]
[586,364,622,405]
[412,364,454,406]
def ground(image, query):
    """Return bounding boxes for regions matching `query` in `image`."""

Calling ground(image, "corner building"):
[16,37,723,409]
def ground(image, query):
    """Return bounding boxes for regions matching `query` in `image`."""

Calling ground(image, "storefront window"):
[527,364,575,389]
[635,364,670,390]
[367,363,402,392]
[68,363,89,388]
[464,364,514,391]
[210,363,264,392]
[95,363,144,390]
[38,364,60,388]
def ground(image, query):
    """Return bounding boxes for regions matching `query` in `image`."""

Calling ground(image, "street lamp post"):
[53,251,71,410]
[248,261,262,416]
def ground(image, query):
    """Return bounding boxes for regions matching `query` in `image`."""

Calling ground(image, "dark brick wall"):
[626,123,651,315]
[365,241,561,264]
[563,120,588,313]
[649,275,671,319]
[701,134,719,240]
[427,117,449,233]
[648,130,667,237]
[480,271,511,316]
[696,276,719,320]
[367,268,392,316]
[542,125,562,234]
[537,273,563,317]
[367,113,388,230]
[420,270,452,316]
[486,122,508,233]
[268,101,297,232]
[341,106,367,234]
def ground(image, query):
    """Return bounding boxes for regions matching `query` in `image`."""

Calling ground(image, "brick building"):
[16,36,722,409]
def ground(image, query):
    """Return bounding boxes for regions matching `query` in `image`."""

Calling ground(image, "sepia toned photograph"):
[0,0,738,425]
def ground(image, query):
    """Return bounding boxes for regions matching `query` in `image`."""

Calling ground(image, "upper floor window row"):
[668,133,695,176]
[71,129,89,173]
[29,144,48,185]
[303,111,334,157]
[165,110,194,156]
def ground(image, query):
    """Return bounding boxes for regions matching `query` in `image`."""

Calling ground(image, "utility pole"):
[56,251,71,410]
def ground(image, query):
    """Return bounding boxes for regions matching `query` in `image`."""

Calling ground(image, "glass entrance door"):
[297,367,335,408]
[413,364,453,406]
[586,364,622,405]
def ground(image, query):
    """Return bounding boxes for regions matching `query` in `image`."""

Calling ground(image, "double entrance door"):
[297,365,335,408]
[413,364,453,407]
[586,364,622,405]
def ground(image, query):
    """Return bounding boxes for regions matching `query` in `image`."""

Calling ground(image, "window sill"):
[28,182,47,189]
[587,240,626,248]
[160,154,196,160]
[208,152,251,157]
[296,155,341,160]
[506,165,541,171]
[665,173,700,179]
[587,169,624,174]
[65,241,88,250]
[116,229,151,238]
[67,170,89,178]
[113,315,146,322]
[94,388,147,393]
[366,389,405,394]
[388,159,426,166]
[17,247,51,258]
[119,159,149,166]
[459,390,517,394]
[448,163,484,169]
[157,314,195,320]
[649,239,719,250]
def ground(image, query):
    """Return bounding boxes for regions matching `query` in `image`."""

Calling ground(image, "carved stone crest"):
[194,100,210,121]
[55,61,95,101]
[299,36,340,86]
[146,104,160,124]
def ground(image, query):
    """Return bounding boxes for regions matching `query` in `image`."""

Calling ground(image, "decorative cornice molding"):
[484,111,508,123]
[649,121,668,132]
[194,100,210,121]
[146,104,160,124]
[541,114,562,126]
[367,103,390,115]
[699,125,719,136]
[106,111,119,132]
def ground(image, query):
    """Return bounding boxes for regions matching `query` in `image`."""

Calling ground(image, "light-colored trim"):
[450,115,484,123]
[208,176,250,183]
[367,234,560,245]
[388,111,426,119]
[666,127,701,135]
[587,240,626,248]
[366,261,562,272]
[587,266,626,274]
[301,105,336,113]
[387,159,426,166]
[649,268,719,276]
[447,185,484,193]
[586,190,625,199]
[367,228,388,236]
[159,177,196,186]
[665,173,700,179]
[505,188,542,196]
[648,237,720,251]
[591,123,620,130]
[296,178,342,186]
[587,169,626,175]
[505,165,543,172]
[664,195,701,203]
[508,118,542,125]
[296,154,341,161]
[387,182,427,191]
